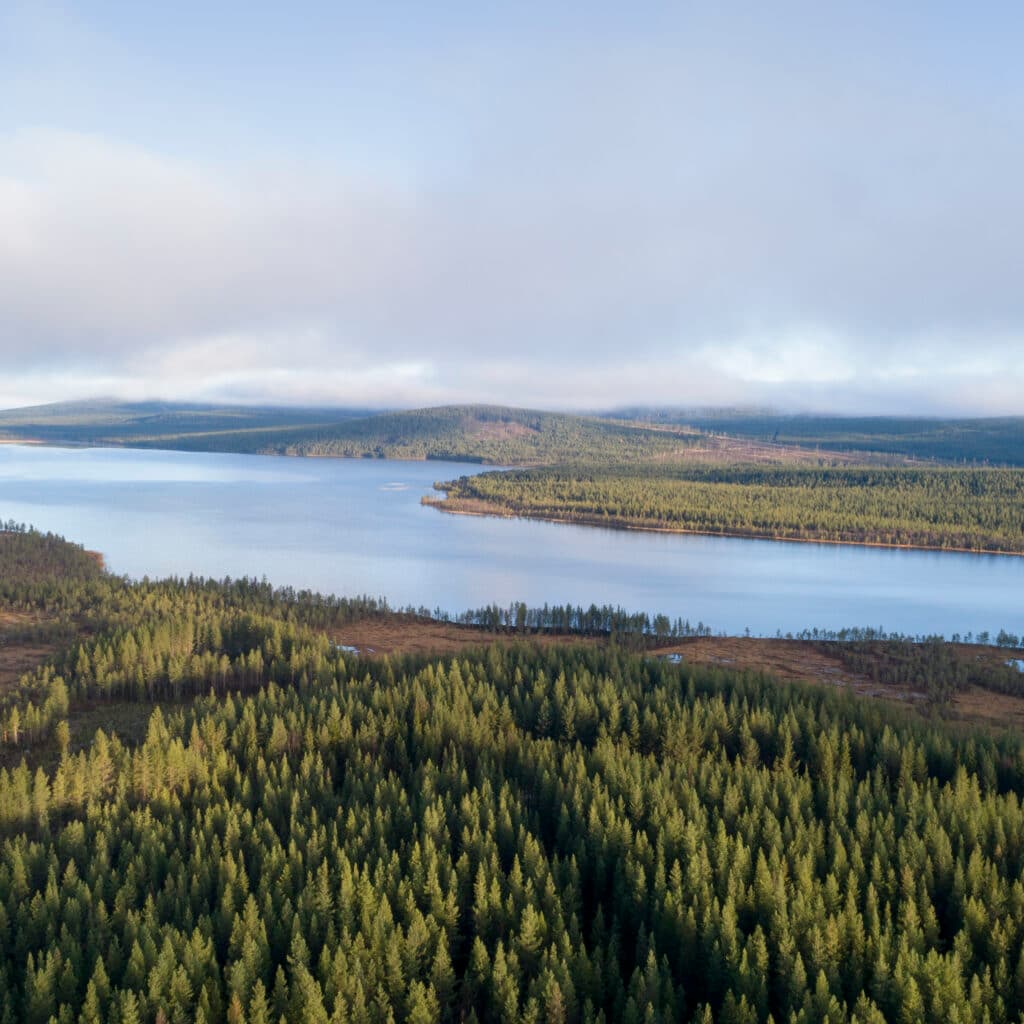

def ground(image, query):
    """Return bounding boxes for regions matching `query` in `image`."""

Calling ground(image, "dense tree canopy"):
[435,465,1024,554]
[7,639,1024,1022]
[4,528,1024,1022]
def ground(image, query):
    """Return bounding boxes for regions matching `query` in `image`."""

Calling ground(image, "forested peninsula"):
[4,526,1024,1022]
[430,465,1024,555]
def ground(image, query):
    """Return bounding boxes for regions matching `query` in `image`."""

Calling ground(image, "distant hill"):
[0,400,367,444]
[0,401,699,465]
[250,405,705,464]
[602,409,1024,466]
[6,400,1017,467]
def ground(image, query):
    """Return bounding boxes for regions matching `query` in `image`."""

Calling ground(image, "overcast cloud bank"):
[2,3,1022,414]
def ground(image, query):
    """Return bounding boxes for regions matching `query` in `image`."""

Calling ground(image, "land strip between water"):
[423,493,1024,557]
[428,463,1024,555]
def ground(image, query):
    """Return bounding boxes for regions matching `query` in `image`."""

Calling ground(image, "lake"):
[1,444,1021,638]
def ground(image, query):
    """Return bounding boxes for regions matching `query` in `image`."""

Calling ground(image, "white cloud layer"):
[2,2,1023,415]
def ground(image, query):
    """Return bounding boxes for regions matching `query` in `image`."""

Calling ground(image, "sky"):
[2,1,1023,415]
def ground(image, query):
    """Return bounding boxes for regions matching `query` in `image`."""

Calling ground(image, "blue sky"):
[2,2,1023,413]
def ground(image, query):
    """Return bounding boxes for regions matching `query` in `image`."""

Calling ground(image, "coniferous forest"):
[5,529,1024,1022]
[433,465,1024,554]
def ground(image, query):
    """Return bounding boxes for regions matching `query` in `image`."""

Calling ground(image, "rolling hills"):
[0,402,701,466]
[608,410,1024,467]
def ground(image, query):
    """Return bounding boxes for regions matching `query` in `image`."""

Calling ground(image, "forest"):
[810,635,1024,704]
[262,408,697,466]
[5,528,1024,1022]
[432,465,1024,554]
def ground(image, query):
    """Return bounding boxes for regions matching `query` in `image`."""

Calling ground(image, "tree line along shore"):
[431,465,1024,555]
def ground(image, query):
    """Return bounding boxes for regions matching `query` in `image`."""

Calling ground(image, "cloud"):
[2,4,1024,418]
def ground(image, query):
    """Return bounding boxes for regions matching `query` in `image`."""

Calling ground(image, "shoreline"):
[423,496,1024,558]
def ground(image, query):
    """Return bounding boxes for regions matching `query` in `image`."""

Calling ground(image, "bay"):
[1,444,1020,638]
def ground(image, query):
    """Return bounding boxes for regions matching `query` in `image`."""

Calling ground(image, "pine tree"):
[118,992,142,1024]
[407,982,440,1024]
[429,934,456,1014]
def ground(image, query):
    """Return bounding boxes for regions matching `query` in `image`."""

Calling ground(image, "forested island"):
[3,526,1024,1022]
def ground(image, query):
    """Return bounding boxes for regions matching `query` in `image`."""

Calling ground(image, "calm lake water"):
[1,444,1021,638]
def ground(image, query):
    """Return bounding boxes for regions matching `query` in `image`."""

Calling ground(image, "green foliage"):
[817,637,1024,703]
[0,529,712,757]
[4,640,1024,1021]
[0,528,393,752]
[438,464,1024,553]
[0,522,104,593]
